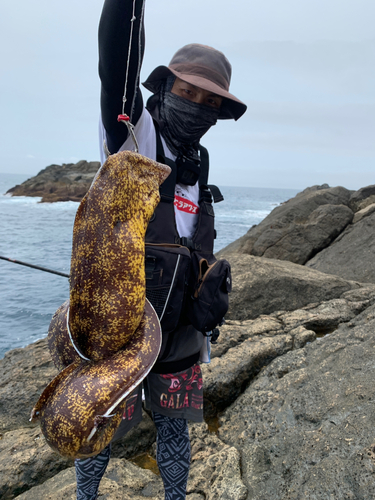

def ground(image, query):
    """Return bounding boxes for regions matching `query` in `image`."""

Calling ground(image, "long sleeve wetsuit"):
[98,0,145,154]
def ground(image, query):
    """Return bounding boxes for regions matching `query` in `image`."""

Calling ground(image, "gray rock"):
[0,427,72,499]
[273,295,375,335]
[188,422,248,500]
[13,425,247,500]
[6,160,100,203]
[295,184,330,195]
[204,288,374,418]
[203,334,293,417]
[306,211,375,283]
[218,302,375,500]
[14,459,164,500]
[0,338,57,432]
[288,326,316,349]
[349,184,375,212]
[210,317,283,358]
[217,185,353,264]
[352,202,375,224]
[4,250,375,499]
[252,204,353,264]
[223,253,361,321]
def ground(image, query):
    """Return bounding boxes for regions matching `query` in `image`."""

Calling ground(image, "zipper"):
[160,254,181,321]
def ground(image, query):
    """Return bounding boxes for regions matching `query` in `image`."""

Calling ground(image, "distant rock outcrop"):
[6,161,100,203]
[217,185,354,265]
[218,183,375,284]
[306,209,375,283]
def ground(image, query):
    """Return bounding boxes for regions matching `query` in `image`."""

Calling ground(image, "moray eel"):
[31,151,171,458]
[69,150,170,361]
[31,300,160,458]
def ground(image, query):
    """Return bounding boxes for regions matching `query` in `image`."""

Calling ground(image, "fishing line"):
[121,0,137,117]
[0,255,69,278]
[116,0,146,152]
[129,0,146,123]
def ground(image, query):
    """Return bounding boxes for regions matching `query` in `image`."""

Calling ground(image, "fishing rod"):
[0,255,69,278]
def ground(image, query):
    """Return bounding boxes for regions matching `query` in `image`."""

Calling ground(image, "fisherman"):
[74,0,246,499]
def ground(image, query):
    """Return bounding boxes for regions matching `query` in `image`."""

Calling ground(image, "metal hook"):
[118,114,139,153]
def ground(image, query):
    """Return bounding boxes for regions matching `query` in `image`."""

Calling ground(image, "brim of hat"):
[142,65,247,121]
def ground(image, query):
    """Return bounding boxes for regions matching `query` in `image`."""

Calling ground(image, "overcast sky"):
[1,0,374,189]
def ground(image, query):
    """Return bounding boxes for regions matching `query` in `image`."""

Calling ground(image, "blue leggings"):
[75,443,111,500]
[75,412,191,500]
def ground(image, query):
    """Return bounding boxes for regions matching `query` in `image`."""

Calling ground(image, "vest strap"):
[173,236,202,251]
[198,145,209,187]
[154,121,210,201]
[208,184,224,203]
[145,255,156,279]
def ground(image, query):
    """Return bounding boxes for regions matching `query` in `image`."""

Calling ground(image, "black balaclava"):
[148,76,220,162]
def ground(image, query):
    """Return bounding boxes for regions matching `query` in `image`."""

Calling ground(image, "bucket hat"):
[142,43,247,121]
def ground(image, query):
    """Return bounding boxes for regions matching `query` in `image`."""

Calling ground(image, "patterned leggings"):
[74,412,191,500]
[75,443,111,500]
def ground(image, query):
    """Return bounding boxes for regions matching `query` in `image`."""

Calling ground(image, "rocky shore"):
[2,184,375,499]
[6,160,100,203]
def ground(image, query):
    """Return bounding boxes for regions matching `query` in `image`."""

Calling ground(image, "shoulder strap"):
[208,185,224,203]
[155,124,176,203]
[198,145,209,187]
[154,123,223,203]
[198,145,224,203]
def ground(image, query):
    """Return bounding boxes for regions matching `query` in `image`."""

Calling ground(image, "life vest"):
[145,126,223,250]
[144,128,230,336]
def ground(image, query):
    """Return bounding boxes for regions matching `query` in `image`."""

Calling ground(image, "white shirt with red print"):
[99,108,199,239]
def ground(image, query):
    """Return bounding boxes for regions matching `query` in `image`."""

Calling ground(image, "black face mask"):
[159,91,220,159]
[147,77,220,185]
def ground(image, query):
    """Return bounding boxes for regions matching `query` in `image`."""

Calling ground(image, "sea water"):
[0,172,299,358]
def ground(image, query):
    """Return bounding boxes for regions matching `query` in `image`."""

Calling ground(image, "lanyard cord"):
[131,0,146,123]
[121,0,137,117]
[117,0,146,153]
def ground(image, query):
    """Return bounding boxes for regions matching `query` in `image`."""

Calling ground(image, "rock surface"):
[13,423,248,500]
[306,211,375,283]
[218,300,375,500]
[0,427,72,499]
[0,339,57,432]
[218,185,354,264]
[6,160,100,202]
[2,264,375,498]
[3,182,375,498]
[14,459,164,500]
[219,183,375,285]
[348,184,375,212]
[221,252,362,321]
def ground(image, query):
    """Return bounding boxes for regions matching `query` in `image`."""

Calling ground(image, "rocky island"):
[6,160,100,203]
[1,183,375,499]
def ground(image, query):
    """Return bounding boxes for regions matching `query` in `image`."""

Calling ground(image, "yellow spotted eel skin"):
[69,150,170,360]
[30,151,171,459]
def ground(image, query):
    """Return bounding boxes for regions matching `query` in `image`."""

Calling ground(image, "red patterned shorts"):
[144,363,204,422]
[112,362,204,441]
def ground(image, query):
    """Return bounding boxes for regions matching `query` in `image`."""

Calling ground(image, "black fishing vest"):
[144,127,232,374]
[145,129,223,251]
[143,128,225,336]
